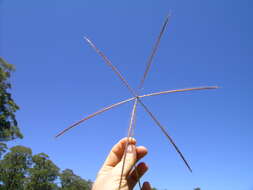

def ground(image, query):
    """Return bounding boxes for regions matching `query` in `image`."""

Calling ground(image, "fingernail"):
[127,144,134,153]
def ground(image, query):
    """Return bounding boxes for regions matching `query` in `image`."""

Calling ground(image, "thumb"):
[114,144,137,176]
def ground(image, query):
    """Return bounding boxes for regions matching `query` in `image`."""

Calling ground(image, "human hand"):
[92,137,152,190]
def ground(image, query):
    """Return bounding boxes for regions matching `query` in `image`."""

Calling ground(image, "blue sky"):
[1,0,253,189]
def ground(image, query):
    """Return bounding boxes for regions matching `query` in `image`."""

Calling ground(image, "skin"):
[92,137,152,190]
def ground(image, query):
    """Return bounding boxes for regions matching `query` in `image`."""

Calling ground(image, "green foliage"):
[0,145,32,190]
[0,143,7,158]
[0,146,92,190]
[0,60,92,189]
[0,57,23,141]
[26,153,59,190]
[60,169,91,190]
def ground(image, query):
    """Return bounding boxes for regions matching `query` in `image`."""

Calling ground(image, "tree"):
[26,153,59,190]
[0,59,92,189]
[194,188,201,190]
[0,145,32,190]
[0,143,7,158]
[0,57,23,141]
[60,169,90,190]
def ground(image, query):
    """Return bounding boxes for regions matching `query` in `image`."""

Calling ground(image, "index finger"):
[102,137,136,168]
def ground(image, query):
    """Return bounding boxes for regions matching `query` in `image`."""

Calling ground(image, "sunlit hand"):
[92,137,152,190]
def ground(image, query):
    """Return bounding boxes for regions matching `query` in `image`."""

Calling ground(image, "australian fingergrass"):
[56,14,218,189]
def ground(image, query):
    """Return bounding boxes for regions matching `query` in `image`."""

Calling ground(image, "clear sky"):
[1,0,253,189]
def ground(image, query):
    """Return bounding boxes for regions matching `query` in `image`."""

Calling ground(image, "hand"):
[92,137,152,190]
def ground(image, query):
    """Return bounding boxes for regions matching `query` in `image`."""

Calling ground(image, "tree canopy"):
[0,57,23,141]
[0,146,92,190]
[26,153,59,190]
[0,145,32,190]
[60,169,91,190]
[0,59,92,189]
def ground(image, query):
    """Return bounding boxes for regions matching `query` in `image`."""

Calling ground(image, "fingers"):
[113,144,137,176]
[142,181,152,190]
[142,182,152,190]
[102,137,136,168]
[128,162,148,189]
[102,138,147,168]
[100,136,148,184]
[136,146,148,161]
